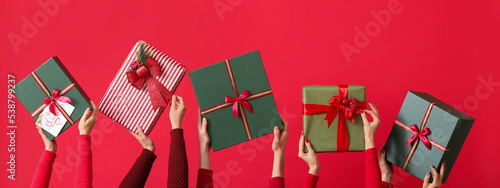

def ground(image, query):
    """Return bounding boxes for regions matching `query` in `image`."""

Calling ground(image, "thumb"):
[305,139,315,154]
[80,108,91,123]
[272,126,280,143]
[202,118,208,131]
[423,172,431,187]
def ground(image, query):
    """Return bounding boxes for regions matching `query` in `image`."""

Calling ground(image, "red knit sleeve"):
[168,129,188,188]
[119,149,157,188]
[74,135,93,188]
[269,177,285,188]
[382,181,394,188]
[302,173,319,188]
[30,150,57,188]
[197,168,214,188]
[365,148,382,188]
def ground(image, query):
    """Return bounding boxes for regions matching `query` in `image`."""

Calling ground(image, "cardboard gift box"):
[15,57,92,140]
[385,91,475,183]
[98,41,187,135]
[190,50,282,151]
[303,85,366,152]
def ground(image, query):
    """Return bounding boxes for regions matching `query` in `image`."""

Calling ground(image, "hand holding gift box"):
[303,85,366,152]
[15,57,92,140]
[190,50,283,151]
[98,41,187,135]
[384,91,475,183]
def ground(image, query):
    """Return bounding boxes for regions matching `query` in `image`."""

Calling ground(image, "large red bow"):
[225,90,253,119]
[407,124,432,150]
[43,89,72,115]
[126,58,172,109]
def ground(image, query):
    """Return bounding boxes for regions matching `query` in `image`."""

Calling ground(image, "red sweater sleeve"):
[302,173,319,188]
[30,150,57,188]
[119,149,157,188]
[168,129,188,188]
[365,148,382,188]
[382,181,394,188]
[197,168,214,188]
[269,177,284,188]
[75,135,93,188]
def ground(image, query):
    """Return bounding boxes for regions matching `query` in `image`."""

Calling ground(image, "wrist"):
[382,173,393,183]
[80,129,90,135]
[308,164,320,176]
[171,123,181,129]
[45,147,56,153]
[145,145,155,153]
[364,136,375,150]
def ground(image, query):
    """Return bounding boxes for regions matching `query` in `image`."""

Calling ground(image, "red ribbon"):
[126,57,173,109]
[303,85,366,151]
[225,90,253,119]
[407,124,431,150]
[43,89,73,115]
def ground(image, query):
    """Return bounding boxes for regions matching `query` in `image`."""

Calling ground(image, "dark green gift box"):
[385,91,474,183]
[189,50,283,151]
[303,85,366,152]
[15,57,92,140]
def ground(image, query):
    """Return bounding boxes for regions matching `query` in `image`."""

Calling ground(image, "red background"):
[1,0,499,187]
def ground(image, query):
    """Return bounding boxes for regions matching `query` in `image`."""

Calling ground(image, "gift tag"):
[36,102,75,137]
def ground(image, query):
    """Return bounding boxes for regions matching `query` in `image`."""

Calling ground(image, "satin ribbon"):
[200,59,273,141]
[126,57,173,109]
[30,72,76,125]
[395,103,450,170]
[302,85,366,151]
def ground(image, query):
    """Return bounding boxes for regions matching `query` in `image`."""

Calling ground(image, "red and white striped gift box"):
[98,41,186,135]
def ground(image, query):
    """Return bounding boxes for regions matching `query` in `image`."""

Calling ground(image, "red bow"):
[43,89,72,115]
[126,58,172,109]
[225,90,253,119]
[407,124,432,150]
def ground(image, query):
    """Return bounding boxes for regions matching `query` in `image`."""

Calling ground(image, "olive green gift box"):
[303,85,366,152]
[189,50,283,151]
[384,91,474,183]
[15,57,92,140]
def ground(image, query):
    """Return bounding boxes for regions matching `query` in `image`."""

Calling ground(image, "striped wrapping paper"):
[98,41,186,135]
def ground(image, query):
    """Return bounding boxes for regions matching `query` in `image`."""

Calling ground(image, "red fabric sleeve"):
[382,181,394,188]
[269,177,285,188]
[119,149,157,188]
[365,148,382,188]
[30,150,57,188]
[75,135,93,188]
[302,173,319,188]
[196,168,214,188]
[168,129,188,188]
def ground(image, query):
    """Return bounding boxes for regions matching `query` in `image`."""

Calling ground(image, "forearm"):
[365,148,382,188]
[168,129,188,187]
[119,149,157,188]
[271,153,285,178]
[30,150,57,188]
[75,135,93,188]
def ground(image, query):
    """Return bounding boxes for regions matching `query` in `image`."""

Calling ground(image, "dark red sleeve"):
[302,173,319,188]
[269,177,284,188]
[197,168,214,188]
[382,181,394,188]
[30,150,56,188]
[168,129,188,188]
[365,148,382,188]
[119,149,157,188]
[75,135,93,188]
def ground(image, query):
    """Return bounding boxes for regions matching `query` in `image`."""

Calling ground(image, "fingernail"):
[305,139,309,143]
[86,108,90,110]
[443,162,446,166]
[274,126,278,130]
[426,172,430,176]
[301,131,304,135]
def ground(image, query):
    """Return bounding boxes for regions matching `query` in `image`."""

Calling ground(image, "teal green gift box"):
[189,50,283,151]
[15,57,92,140]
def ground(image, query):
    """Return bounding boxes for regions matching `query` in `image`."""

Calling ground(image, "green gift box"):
[303,85,366,152]
[15,57,92,140]
[189,50,283,151]
[385,91,474,183]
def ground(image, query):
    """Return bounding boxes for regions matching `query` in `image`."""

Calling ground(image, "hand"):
[271,116,289,157]
[379,146,394,183]
[361,102,380,149]
[129,125,155,153]
[37,126,57,153]
[271,116,288,178]
[198,108,211,170]
[79,101,97,135]
[423,163,446,188]
[298,131,320,176]
[169,95,186,129]
[198,108,211,152]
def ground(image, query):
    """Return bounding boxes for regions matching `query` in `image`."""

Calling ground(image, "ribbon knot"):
[406,124,432,150]
[225,90,253,118]
[43,89,72,115]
